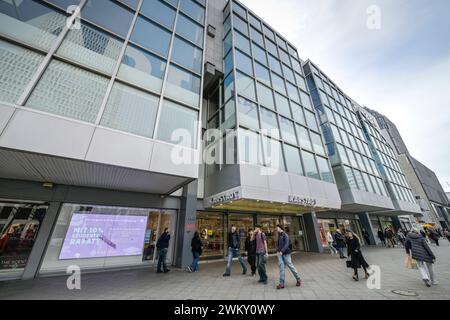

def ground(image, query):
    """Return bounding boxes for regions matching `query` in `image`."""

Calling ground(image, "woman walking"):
[187,231,203,273]
[405,227,437,287]
[327,231,338,255]
[245,229,257,276]
[346,231,370,281]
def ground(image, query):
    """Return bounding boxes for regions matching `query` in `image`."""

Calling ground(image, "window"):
[265,39,278,57]
[141,0,176,29]
[310,132,325,155]
[260,107,279,138]
[239,128,263,165]
[176,14,204,47]
[283,65,295,84]
[255,62,271,86]
[224,32,232,56]
[291,103,306,125]
[248,13,261,31]
[271,72,286,95]
[286,82,300,103]
[344,166,357,189]
[26,60,108,123]
[118,44,166,93]
[264,137,285,171]
[224,73,234,102]
[276,35,287,51]
[235,50,253,76]
[302,151,319,180]
[238,96,259,129]
[165,64,201,107]
[279,50,290,66]
[362,172,375,193]
[268,54,282,74]
[284,144,303,175]
[256,83,275,110]
[57,22,124,75]
[157,100,198,148]
[171,37,202,73]
[234,31,251,55]
[131,17,171,57]
[296,74,307,92]
[274,93,291,117]
[233,14,248,36]
[337,144,349,165]
[232,1,247,18]
[304,110,319,132]
[250,26,264,46]
[353,170,366,191]
[252,43,267,65]
[236,71,256,101]
[317,156,333,183]
[296,125,312,151]
[263,25,275,41]
[224,51,233,77]
[101,83,159,138]
[0,41,44,104]
[82,0,134,38]
[180,0,205,25]
[279,117,297,145]
[300,90,313,110]
[0,0,66,51]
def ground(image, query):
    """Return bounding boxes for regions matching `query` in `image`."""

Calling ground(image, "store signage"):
[209,190,240,206]
[288,195,317,207]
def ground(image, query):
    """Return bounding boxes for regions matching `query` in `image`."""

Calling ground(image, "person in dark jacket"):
[245,229,257,276]
[385,227,395,248]
[405,227,437,287]
[156,228,170,273]
[187,231,203,273]
[276,225,301,289]
[362,229,371,245]
[427,228,440,246]
[377,229,386,246]
[346,231,370,281]
[223,226,247,277]
[333,229,347,259]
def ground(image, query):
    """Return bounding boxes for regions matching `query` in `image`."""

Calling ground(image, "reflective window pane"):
[236,71,256,101]
[101,83,159,137]
[291,103,305,125]
[118,44,166,93]
[165,64,201,107]
[239,128,263,165]
[265,39,278,57]
[286,82,300,103]
[311,131,325,155]
[305,109,319,132]
[256,83,275,110]
[317,156,333,183]
[56,22,123,75]
[232,1,247,19]
[260,107,279,138]
[131,17,171,57]
[284,144,303,175]
[82,0,134,38]
[268,54,282,74]
[0,40,44,104]
[252,43,267,65]
[283,65,295,84]
[176,14,204,47]
[234,30,250,55]
[302,151,319,180]
[171,36,202,73]
[297,125,312,150]
[141,0,176,29]
[250,26,264,46]
[180,0,205,25]
[300,90,313,110]
[279,117,297,145]
[26,60,108,123]
[238,96,259,130]
[264,137,285,171]
[255,62,271,86]
[157,100,199,148]
[271,72,286,95]
[274,93,291,117]
[235,50,253,76]
[248,13,261,31]
[233,14,248,37]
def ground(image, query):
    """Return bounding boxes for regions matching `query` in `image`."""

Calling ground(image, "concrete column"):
[303,212,323,253]
[22,201,61,280]
[358,212,377,245]
[174,180,198,268]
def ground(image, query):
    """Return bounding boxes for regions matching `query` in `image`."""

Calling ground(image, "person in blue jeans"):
[276,225,301,289]
[187,231,203,272]
[255,225,268,284]
[223,226,247,276]
[156,228,170,273]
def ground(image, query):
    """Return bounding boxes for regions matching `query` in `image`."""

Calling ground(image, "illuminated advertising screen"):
[59,213,148,260]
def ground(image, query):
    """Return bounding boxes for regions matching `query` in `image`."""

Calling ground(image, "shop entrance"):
[0,201,48,279]
[228,214,254,252]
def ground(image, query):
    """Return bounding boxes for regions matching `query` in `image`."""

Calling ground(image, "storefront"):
[196,211,307,260]
[317,213,364,249]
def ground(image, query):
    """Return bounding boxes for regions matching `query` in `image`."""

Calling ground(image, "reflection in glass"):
[165,64,201,107]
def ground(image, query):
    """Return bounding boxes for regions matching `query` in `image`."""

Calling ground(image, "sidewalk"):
[1,241,449,300]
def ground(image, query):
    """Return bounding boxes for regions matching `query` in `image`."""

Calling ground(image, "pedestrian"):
[334,228,347,259]
[362,228,371,245]
[276,225,301,289]
[385,227,395,248]
[443,228,450,242]
[223,226,247,277]
[346,231,370,281]
[245,229,257,276]
[405,227,437,287]
[156,228,170,273]
[377,229,386,246]
[428,228,440,246]
[396,230,406,248]
[187,231,203,273]
[327,231,338,254]
[255,225,269,285]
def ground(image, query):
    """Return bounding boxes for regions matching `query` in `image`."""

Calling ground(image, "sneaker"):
[431,280,439,285]
[296,280,301,287]
[423,279,431,287]
[276,284,285,290]
[223,273,230,277]
[164,269,170,273]
[186,266,193,273]
[263,281,268,285]
[243,269,247,275]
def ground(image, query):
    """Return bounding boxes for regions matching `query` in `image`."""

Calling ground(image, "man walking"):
[255,225,268,285]
[334,228,346,259]
[223,226,247,276]
[245,229,257,276]
[276,225,301,289]
[156,228,170,273]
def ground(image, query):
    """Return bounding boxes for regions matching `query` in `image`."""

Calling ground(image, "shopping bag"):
[346,258,352,268]
[405,256,417,269]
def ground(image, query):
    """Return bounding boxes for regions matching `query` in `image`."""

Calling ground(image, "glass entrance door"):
[228,214,254,251]
[142,211,160,262]
[196,212,225,259]
[281,216,306,251]
[0,202,47,277]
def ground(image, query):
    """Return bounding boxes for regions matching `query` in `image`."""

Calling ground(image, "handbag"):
[405,255,417,269]
[346,256,352,268]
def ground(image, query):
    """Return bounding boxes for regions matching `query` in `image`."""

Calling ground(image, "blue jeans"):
[190,251,200,272]
[225,247,247,274]
[278,254,300,285]
[157,248,168,272]
[337,247,345,258]
[257,253,267,281]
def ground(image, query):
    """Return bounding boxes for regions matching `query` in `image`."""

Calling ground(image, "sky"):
[240,0,450,192]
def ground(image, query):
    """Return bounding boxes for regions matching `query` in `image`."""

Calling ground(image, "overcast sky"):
[240,0,450,192]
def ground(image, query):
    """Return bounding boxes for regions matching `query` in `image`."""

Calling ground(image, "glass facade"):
[213,0,334,183]
[0,0,206,150]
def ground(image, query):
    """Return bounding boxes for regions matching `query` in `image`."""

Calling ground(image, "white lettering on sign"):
[288,195,317,207]
[210,191,240,206]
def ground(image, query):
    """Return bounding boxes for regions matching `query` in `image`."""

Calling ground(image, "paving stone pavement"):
[1,241,450,300]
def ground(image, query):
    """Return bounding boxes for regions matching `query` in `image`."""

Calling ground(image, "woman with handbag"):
[346,231,370,281]
[405,227,437,287]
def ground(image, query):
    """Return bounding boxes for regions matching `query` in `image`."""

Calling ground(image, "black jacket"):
[334,231,346,248]
[228,231,241,249]
[347,236,369,269]
[428,229,440,241]
[156,232,170,249]
[377,231,385,241]
[276,231,291,255]
[405,232,436,263]
[191,236,203,255]
[245,237,256,255]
